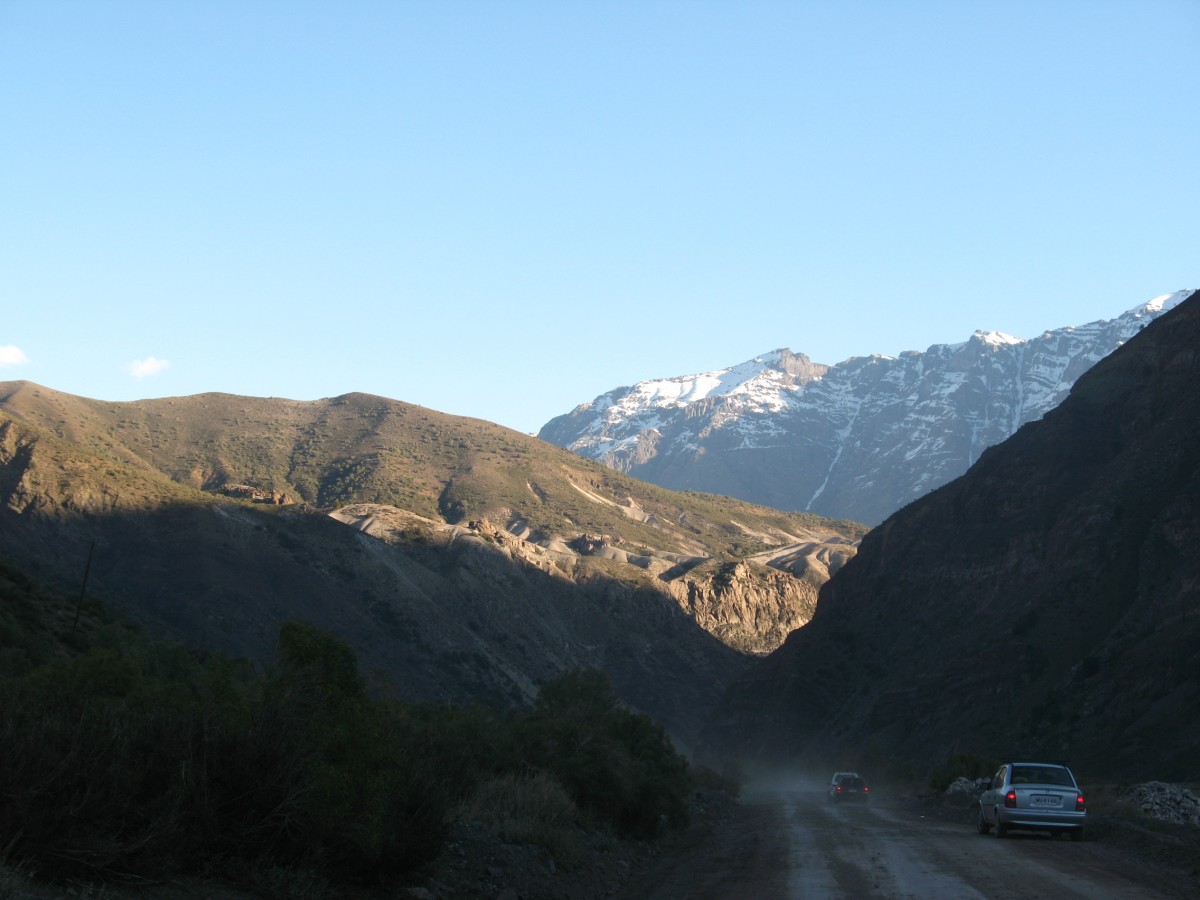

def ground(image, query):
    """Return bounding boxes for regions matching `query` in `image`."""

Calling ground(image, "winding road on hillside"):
[618,782,1198,899]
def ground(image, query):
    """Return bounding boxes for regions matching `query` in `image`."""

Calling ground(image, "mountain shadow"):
[0,390,860,747]
[705,290,1200,780]
[0,381,865,657]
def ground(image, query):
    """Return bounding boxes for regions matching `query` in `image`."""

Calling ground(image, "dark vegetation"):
[0,562,707,894]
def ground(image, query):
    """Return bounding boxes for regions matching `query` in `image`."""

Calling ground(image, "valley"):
[1,290,1197,897]
[3,2,1195,894]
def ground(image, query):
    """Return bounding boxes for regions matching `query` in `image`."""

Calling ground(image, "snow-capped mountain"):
[539,290,1195,525]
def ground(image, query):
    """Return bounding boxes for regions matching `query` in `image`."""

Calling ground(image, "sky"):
[1,1,1196,435]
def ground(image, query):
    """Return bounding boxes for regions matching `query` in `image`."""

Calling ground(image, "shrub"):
[0,622,451,884]
[457,772,582,864]
[0,624,698,891]
[260,622,450,876]
[519,668,691,839]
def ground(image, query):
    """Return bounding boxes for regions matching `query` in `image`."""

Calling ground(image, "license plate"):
[1032,795,1062,808]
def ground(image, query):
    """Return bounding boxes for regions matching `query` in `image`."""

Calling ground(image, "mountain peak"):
[541,290,1197,524]
[1143,289,1193,313]
[972,330,1024,348]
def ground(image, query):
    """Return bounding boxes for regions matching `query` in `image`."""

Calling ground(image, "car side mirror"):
[976,777,992,791]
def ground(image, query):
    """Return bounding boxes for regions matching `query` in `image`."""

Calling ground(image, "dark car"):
[828,771,870,802]
[977,762,1086,841]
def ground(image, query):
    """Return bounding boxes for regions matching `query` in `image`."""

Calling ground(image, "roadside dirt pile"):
[1121,782,1200,827]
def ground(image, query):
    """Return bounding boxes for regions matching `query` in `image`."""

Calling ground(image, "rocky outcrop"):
[662,562,819,655]
[333,505,855,654]
[219,483,293,504]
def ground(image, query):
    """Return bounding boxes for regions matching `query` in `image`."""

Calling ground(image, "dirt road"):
[619,782,1199,899]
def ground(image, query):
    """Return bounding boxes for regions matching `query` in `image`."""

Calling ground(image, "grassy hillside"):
[0,557,115,677]
[0,382,870,755]
[0,382,863,561]
[0,401,758,747]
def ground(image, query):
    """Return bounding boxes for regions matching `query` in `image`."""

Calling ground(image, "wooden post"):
[71,541,95,636]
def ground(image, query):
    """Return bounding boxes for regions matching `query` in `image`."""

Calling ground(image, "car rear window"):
[841,777,864,790]
[1011,765,1073,786]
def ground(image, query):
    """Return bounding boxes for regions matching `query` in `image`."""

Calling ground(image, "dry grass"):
[456,772,584,866]
[0,864,25,900]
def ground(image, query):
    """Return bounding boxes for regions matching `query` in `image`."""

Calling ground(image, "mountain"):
[704,289,1200,779]
[540,291,1192,524]
[0,384,864,746]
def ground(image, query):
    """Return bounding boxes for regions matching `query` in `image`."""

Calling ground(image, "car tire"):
[977,809,991,835]
[994,812,1007,838]
[1069,828,1083,843]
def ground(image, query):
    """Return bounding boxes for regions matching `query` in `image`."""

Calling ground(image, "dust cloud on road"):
[620,779,1197,899]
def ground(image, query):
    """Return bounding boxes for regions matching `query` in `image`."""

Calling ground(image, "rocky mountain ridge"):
[0,385,868,747]
[329,503,855,655]
[541,291,1191,524]
[0,382,866,654]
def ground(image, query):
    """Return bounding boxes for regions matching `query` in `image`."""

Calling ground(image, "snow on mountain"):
[539,290,1194,525]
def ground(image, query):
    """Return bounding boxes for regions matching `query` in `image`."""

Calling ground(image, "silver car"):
[977,762,1086,841]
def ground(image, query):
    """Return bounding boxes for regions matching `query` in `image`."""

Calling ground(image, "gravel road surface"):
[619,782,1199,899]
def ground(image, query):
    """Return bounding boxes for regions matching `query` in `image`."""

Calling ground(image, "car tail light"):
[836,785,843,792]
[1004,790,1017,808]
[1076,794,1086,811]
[863,786,870,793]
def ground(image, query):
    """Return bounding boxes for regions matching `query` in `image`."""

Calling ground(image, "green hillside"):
[0,382,863,562]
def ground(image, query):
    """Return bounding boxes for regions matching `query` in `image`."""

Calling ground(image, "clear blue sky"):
[2,1,1196,434]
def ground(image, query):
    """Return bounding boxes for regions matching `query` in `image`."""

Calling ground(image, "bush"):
[0,625,697,890]
[519,668,691,839]
[0,623,451,884]
[260,622,451,876]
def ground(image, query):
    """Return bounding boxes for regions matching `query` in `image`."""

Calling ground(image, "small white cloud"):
[127,356,170,378]
[0,345,30,367]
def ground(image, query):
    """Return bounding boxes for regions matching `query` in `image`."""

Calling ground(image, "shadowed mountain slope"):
[0,384,865,655]
[0,386,863,745]
[706,290,1200,779]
